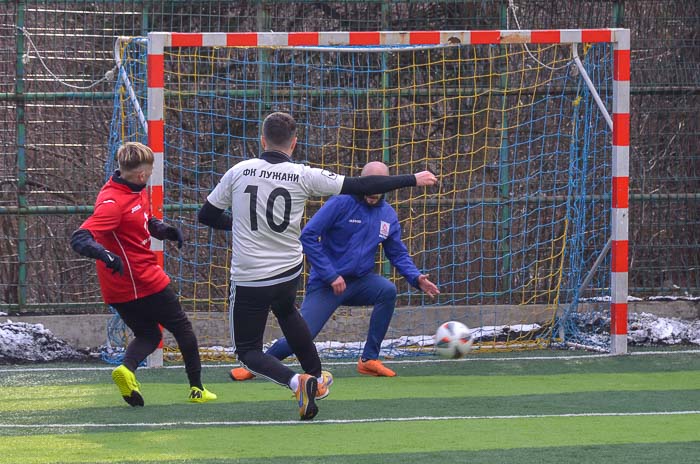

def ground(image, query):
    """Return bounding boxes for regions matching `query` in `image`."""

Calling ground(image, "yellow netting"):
[112,39,613,359]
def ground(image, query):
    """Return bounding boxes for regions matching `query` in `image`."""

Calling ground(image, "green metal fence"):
[0,0,698,313]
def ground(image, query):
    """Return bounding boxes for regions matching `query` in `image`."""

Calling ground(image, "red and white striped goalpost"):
[145,36,165,368]
[144,29,630,357]
[611,29,630,355]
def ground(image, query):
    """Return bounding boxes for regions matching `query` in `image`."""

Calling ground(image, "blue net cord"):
[100,306,128,365]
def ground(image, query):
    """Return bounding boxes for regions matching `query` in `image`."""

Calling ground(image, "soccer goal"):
[108,29,630,359]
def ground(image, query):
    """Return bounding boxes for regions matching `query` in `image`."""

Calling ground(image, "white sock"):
[317,375,324,383]
[289,374,300,391]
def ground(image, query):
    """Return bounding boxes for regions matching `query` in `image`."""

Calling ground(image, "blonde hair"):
[117,142,154,172]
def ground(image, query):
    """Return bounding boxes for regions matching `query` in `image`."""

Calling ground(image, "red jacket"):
[80,177,170,304]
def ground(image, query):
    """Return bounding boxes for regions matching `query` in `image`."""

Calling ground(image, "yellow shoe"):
[111,365,144,407]
[357,358,397,377]
[316,370,333,400]
[295,374,319,420]
[188,386,217,403]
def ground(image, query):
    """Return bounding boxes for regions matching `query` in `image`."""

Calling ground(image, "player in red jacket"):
[71,141,216,406]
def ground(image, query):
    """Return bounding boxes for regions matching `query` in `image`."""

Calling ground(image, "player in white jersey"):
[198,112,437,420]
[206,156,345,283]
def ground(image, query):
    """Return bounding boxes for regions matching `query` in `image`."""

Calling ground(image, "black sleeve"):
[70,228,107,260]
[339,174,416,196]
[147,217,169,240]
[198,200,233,231]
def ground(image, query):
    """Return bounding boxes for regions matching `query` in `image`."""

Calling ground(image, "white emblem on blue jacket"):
[379,220,390,239]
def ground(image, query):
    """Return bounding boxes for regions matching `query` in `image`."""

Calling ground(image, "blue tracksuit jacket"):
[301,194,422,289]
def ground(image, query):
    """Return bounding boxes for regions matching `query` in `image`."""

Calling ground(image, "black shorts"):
[112,286,190,340]
[229,275,300,355]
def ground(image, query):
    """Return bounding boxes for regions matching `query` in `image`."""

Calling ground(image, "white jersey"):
[207,152,345,284]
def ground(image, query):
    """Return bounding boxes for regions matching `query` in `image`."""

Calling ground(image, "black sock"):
[187,371,204,390]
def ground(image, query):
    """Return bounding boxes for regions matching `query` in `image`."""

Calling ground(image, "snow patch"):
[628,312,700,345]
[567,311,700,349]
[0,321,87,363]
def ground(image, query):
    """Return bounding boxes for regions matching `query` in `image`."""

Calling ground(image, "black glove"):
[148,218,183,248]
[99,250,124,275]
[164,226,184,249]
[71,229,124,275]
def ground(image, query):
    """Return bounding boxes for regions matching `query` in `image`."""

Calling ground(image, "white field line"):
[0,349,698,373]
[1,410,698,429]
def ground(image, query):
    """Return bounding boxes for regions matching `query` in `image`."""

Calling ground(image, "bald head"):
[359,162,390,206]
[360,161,389,177]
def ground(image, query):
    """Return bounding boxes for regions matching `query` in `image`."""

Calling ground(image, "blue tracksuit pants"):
[266,273,397,361]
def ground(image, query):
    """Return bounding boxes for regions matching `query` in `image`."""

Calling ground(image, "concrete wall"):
[8,300,698,349]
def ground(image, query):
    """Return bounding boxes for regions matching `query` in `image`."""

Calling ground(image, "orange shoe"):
[316,370,333,400]
[229,367,255,381]
[295,374,319,420]
[357,358,396,377]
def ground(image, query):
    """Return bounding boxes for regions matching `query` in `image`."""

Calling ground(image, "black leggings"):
[112,286,202,388]
[231,275,321,387]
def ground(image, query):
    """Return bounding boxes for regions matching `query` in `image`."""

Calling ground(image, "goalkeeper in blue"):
[230,160,440,381]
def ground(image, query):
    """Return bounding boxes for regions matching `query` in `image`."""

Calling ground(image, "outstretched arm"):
[197,200,233,231]
[340,171,437,196]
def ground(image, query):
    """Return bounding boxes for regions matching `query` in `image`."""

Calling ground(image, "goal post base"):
[610,334,628,355]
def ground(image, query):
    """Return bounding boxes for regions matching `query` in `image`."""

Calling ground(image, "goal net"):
[108,30,630,359]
